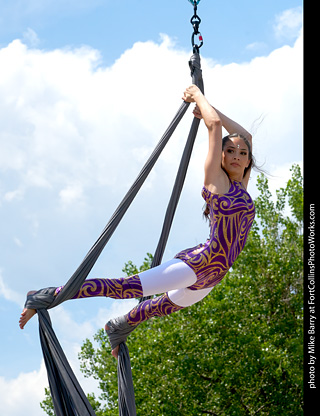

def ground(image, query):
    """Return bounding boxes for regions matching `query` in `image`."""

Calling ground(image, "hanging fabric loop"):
[24,51,204,416]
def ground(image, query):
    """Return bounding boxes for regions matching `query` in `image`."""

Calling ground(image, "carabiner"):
[192,32,203,52]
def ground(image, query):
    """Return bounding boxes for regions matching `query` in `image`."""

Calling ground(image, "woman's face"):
[221,136,251,180]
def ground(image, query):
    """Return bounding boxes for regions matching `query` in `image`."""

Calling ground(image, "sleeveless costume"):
[56,180,255,329]
[174,180,256,290]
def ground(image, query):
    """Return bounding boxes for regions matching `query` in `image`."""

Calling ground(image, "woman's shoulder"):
[201,185,214,203]
[201,181,228,204]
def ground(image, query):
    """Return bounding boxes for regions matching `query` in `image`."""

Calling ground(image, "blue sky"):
[1,0,301,64]
[0,1,302,415]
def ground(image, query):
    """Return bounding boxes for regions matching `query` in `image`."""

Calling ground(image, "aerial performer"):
[19,84,256,359]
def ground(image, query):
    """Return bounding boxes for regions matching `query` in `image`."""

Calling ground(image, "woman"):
[19,85,255,359]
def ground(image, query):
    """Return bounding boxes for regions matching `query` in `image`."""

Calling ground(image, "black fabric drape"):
[24,52,203,416]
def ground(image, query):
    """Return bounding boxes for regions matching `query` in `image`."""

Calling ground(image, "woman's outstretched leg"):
[19,275,143,330]
[59,259,196,300]
[19,259,197,330]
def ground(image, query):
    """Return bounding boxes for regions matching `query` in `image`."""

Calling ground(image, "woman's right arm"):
[183,86,226,192]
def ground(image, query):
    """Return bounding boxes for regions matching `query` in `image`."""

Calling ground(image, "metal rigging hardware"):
[189,0,203,53]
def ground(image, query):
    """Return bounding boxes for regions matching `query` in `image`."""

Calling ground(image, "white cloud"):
[245,41,268,52]
[0,272,24,306]
[13,237,23,247]
[59,182,85,208]
[273,7,303,41]
[0,31,303,205]
[22,27,40,48]
[4,188,24,202]
[0,361,48,416]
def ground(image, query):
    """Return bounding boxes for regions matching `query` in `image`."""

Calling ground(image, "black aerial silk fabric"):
[24,52,204,416]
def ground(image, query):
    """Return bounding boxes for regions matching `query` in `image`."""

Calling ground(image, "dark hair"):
[203,133,256,221]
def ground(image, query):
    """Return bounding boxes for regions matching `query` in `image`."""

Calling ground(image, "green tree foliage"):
[41,165,303,415]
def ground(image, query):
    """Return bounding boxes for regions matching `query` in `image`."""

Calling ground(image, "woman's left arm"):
[213,107,252,148]
[194,105,252,146]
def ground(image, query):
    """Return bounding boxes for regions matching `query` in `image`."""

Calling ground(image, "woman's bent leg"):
[126,292,183,325]
[106,266,203,357]
[105,291,184,356]
[125,286,212,326]
[106,291,183,356]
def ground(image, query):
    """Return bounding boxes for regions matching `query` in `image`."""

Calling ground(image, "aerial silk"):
[25,51,204,416]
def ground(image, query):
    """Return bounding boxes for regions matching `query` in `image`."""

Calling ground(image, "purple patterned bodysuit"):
[59,180,255,327]
[174,180,256,290]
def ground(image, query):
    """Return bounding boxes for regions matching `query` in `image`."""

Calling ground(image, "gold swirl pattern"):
[127,292,183,325]
[72,275,143,300]
[175,181,255,290]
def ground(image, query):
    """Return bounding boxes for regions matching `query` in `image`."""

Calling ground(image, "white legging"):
[139,259,213,307]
